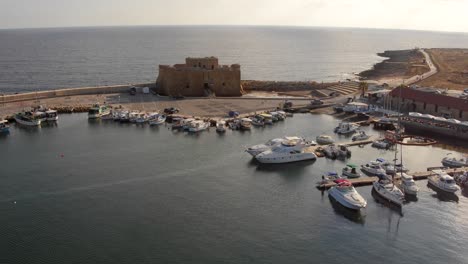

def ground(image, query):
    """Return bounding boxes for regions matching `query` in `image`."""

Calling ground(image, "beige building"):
[156,57,242,97]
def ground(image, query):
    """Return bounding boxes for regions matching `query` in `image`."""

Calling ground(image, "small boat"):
[149,114,166,125]
[88,104,110,119]
[269,111,284,121]
[399,173,419,196]
[372,179,405,206]
[33,111,47,122]
[255,140,317,164]
[334,122,359,135]
[101,113,114,120]
[317,172,343,187]
[342,164,361,178]
[375,158,395,175]
[188,120,209,133]
[240,118,252,130]
[259,113,273,125]
[454,172,468,189]
[216,120,227,133]
[119,111,130,123]
[135,113,148,124]
[14,112,41,126]
[361,161,386,177]
[129,111,140,123]
[323,144,351,159]
[316,135,334,145]
[45,110,58,122]
[372,139,392,149]
[277,111,288,118]
[328,179,367,210]
[0,120,10,133]
[428,170,460,193]
[441,154,468,168]
[352,131,370,141]
[112,110,122,121]
[251,117,265,127]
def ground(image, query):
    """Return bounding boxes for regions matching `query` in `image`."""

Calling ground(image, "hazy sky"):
[1,0,467,32]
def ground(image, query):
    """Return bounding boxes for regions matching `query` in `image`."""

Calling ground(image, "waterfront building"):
[156,57,242,97]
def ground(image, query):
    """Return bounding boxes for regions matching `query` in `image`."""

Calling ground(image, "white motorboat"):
[182,118,196,130]
[372,180,405,206]
[33,111,47,122]
[0,120,10,133]
[323,144,351,159]
[441,154,468,168]
[14,112,41,126]
[399,173,419,196]
[352,131,370,141]
[88,104,110,119]
[216,120,227,133]
[375,158,395,175]
[188,120,209,132]
[342,164,361,178]
[149,114,166,125]
[269,111,284,121]
[246,136,311,157]
[240,118,252,130]
[372,139,392,149]
[255,140,317,164]
[334,122,359,135]
[316,135,334,145]
[361,161,386,177]
[45,110,58,121]
[428,170,460,193]
[328,179,367,210]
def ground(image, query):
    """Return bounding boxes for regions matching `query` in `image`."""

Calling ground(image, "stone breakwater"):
[241,80,337,91]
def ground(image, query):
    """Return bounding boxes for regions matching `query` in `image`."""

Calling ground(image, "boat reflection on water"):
[427,183,459,203]
[371,188,404,216]
[404,193,419,203]
[328,196,366,225]
[254,159,316,171]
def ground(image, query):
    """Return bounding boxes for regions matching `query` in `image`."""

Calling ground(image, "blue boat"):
[0,120,10,133]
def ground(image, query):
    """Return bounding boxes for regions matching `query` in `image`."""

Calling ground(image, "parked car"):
[164,107,180,114]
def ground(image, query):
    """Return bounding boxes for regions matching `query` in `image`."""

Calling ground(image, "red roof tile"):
[389,87,468,111]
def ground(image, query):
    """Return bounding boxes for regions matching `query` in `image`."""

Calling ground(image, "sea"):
[2,26,468,264]
[2,26,468,93]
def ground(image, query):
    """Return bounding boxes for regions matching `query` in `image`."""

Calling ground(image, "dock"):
[317,166,468,189]
[305,136,382,157]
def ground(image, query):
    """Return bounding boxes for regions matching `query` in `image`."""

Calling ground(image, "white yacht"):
[361,161,387,177]
[399,173,419,196]
[14,112,41,126]
[188,120,209,132]
[246,137,311,157]
[255,140,317,164]
[216,120,227,133]
[316,135,334,145]
[328,179,367,210]
[334,122,359,135]
[88,104,110,119]
[441,154,468,168]
[372,179,405,206]
[428,170,460,193]
[45,110,58,121]
[351,131,370,141]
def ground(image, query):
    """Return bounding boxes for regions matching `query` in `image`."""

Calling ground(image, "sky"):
[1,0,468,32]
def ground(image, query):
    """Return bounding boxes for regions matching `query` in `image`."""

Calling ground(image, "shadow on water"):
[427,183,459,203]
[328,195,366,225]
[371,188,404,216]
[253,159,316,172]
[14,123,41,133]
[404,194,419,203]
[462,188,468,198]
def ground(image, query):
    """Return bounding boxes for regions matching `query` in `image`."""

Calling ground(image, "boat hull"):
[372,182,404,206]
[14,117,41,126]
[256,153,316,164]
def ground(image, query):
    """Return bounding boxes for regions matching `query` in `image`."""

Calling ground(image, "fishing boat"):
[351,131,370,141]
[88,104,110,119]
[44,110,58,122]
[400,173,419,196]
[240,118,252,130]
[342,164,361,178]
[441,154,468,168]
[255,140,317,164]
[149,114,166,125]
[188,120,209,133]
[428,170,460,193]
[334,122,359,135]
[316,135,334,145]
[361,161,386,177]
[372,179,405,207]
[33,111,47,122]
[328,179,367,210]
[0,120,10,133]
[216,120,227,133]
[14,112,41,126]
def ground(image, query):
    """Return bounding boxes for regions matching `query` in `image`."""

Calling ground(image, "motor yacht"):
[328,179,367,210]
[246,136,311,157]
[334,122,359,135]
[316,135,334,145]
[428,170,460,193]
[255,140,317,164]
[342,164,361,178]
[372,179,405,206]
[399,173,419,196]
[361,161,386,177]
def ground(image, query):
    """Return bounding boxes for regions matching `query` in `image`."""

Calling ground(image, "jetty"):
[317,166,468,189]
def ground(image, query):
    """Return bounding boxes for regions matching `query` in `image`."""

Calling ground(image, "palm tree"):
[359,81,368,97]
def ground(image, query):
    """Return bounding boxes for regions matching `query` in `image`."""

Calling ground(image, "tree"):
[359,81,368,97]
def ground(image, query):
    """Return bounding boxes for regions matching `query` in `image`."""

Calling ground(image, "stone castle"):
[156,57,242,97]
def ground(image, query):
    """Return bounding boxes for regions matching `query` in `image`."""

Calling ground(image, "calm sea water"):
[1,114,468,263]
[2,26,468,93]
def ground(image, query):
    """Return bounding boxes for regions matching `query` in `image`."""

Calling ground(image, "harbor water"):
[1,113,468,263]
